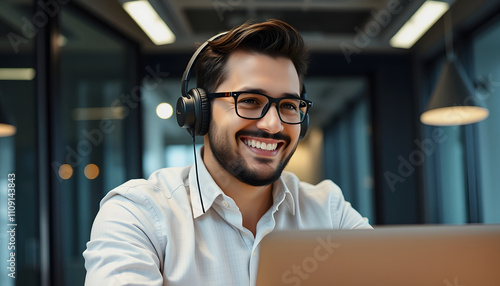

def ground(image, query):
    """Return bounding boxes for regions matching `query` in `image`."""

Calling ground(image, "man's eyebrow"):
[242,88,265,94]
[283,93,301,99]
[243,88,301,99]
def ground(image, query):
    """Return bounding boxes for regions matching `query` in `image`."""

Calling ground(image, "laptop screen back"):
[256,224,500,286]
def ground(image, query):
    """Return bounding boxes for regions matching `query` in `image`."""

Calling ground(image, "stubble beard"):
[208,123,297,187]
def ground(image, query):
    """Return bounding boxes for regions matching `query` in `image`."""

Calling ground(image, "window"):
[421,55,470,224]
[322,77,375,224]
[54,6,140,284]
[472,17,500,223]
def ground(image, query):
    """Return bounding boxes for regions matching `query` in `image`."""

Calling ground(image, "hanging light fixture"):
[0,100,16,137]
[420,9,489,126]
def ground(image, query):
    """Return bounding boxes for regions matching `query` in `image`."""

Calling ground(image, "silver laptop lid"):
[256,224,500,286]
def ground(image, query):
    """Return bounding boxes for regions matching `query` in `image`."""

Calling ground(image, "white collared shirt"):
[83,149,372,286]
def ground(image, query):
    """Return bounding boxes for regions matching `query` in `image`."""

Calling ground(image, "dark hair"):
[195,19,309,94]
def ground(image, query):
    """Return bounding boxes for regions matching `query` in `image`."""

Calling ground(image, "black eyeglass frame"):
[206,91,313,124]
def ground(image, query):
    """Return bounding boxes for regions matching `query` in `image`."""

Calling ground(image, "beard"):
[208,123,297,186]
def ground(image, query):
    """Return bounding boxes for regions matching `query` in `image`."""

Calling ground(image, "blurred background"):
[0,0,499,285]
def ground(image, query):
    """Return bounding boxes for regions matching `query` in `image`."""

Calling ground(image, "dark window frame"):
[36,1,142,285]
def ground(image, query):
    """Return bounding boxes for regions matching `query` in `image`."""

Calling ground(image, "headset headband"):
[181,32,229,98]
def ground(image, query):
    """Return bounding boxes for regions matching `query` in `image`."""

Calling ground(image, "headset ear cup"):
[196,88,211,136]
[178,88,210,137]
[176,92,195,131]
[299,114,309,140]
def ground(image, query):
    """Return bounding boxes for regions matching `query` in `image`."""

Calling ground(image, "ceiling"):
[76,0,432,53]
[2,0,493,55]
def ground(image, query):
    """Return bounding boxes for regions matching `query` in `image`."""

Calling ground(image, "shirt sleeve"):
[329,183,373,230]
[83,188,165,286]
[336,200,373,229]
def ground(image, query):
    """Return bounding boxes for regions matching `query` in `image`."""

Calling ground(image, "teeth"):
[244,139,278,151]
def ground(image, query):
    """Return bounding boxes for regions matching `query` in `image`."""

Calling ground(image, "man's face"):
[204,50,302,186]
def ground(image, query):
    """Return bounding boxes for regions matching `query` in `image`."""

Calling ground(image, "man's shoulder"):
[280,171,346,211]
[281,171,342,196]
[101,165,192,206]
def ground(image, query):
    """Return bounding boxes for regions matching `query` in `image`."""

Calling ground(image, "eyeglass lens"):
[235,93,307,124]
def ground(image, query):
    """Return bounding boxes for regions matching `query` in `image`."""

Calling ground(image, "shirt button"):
[222,201,230,208]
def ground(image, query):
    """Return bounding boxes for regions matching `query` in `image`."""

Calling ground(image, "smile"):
[243,139,278,151]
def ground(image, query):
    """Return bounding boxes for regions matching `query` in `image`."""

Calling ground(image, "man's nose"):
[255,104,284,134]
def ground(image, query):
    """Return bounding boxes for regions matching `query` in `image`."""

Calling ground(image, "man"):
[83,19,371,285]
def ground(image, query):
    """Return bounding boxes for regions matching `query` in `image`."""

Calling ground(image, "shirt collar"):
[189,147,224,218]
[189,147,296,218]
[271,176,296,215]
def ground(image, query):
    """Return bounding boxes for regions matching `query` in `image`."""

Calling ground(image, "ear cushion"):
[196,88,211,136]
[186,88,210,136]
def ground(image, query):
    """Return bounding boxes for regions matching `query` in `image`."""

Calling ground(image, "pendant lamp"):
[0,100,16,137]
[420,12,489,126]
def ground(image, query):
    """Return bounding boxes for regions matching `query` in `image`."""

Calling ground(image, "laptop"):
[256,224,500,286]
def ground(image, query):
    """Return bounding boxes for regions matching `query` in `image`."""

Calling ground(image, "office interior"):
[0,0,499,285]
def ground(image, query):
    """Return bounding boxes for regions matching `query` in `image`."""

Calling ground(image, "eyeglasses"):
[207,91,313,124]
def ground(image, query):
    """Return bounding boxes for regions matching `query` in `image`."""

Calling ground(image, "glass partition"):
[473,18,500,223]
[0,1,38,285]
[421,57,469,224]
[53,6,140,285]
[316,77,375,223]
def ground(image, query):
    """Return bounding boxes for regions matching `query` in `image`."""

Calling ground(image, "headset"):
[176,32,309,139]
